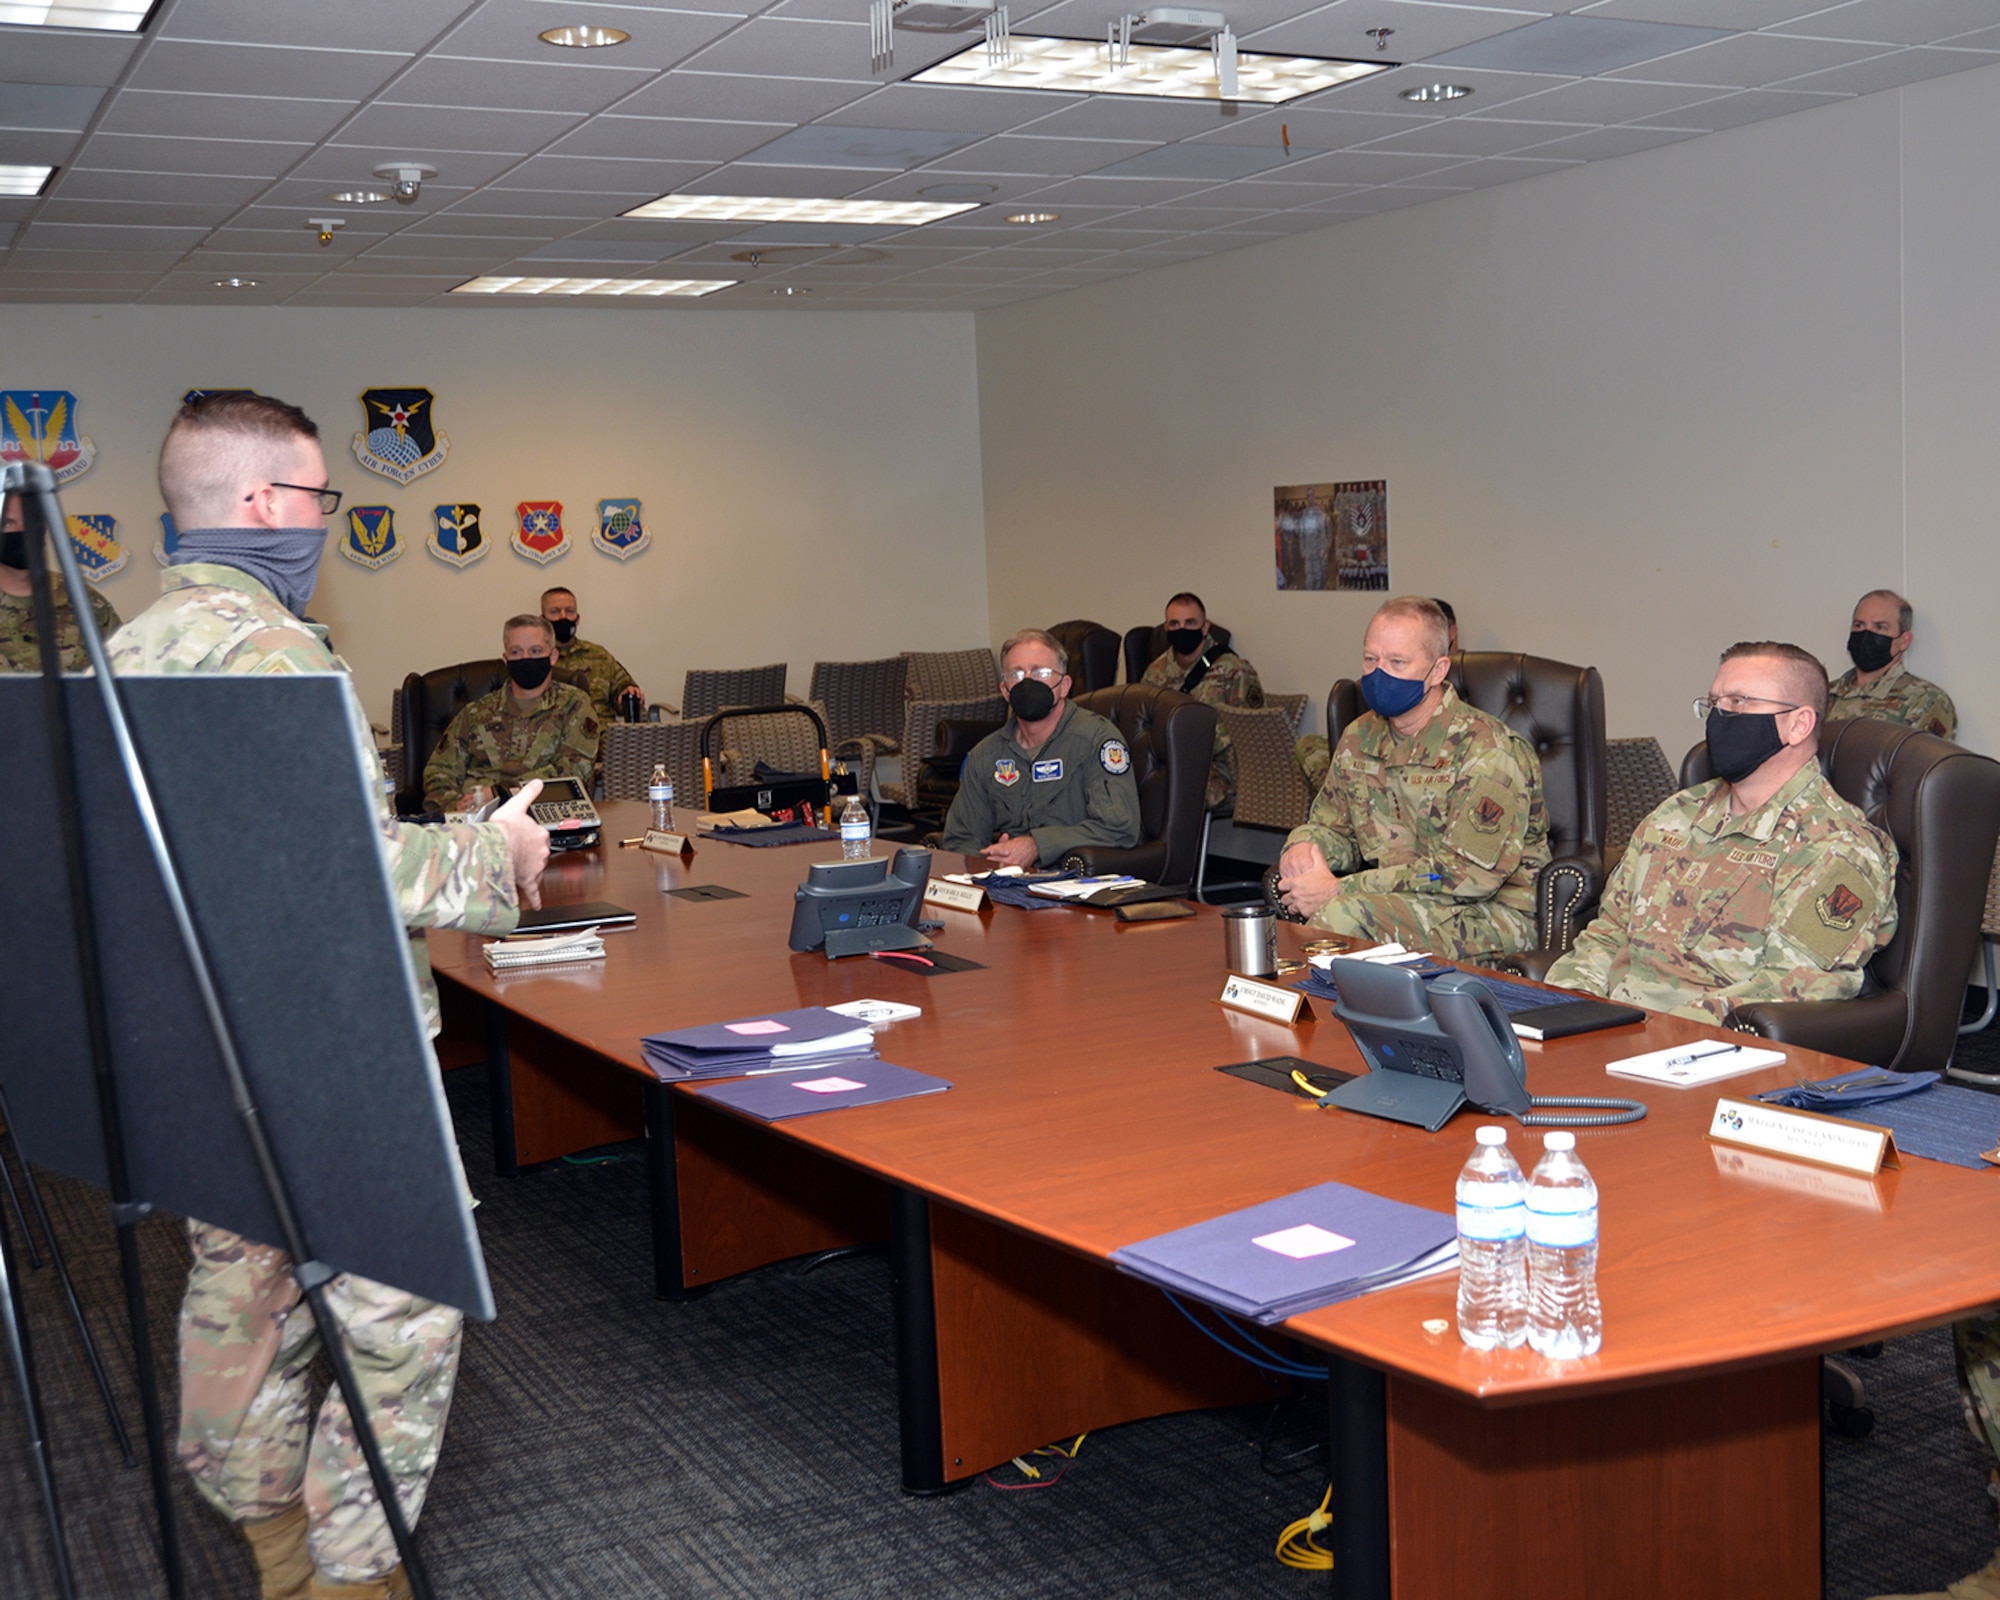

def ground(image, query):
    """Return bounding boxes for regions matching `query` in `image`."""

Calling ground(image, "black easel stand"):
[4,460,446,1600]
[0,1158,75,1598]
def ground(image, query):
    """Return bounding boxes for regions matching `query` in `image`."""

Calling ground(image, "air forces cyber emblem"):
[594,498,649,561]
[429,503,487,568]
[2,390,98,485]
[352,387,449,484]
[65,514,127,581]
[340,505,402,570]
[512,501,568,564]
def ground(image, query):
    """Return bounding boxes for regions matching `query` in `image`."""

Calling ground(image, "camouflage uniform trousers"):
[1310,890,1536,964]
[1955,1314,2000,1488]
[179,1221,461,1583]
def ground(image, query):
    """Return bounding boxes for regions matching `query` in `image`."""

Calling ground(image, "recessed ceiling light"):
[213,278,258,289]
[1399,83,1472,102]
[1006,211,1059,224]
[538,24,630,47]
[0,164,55,197]
[327,189,392,205]
[451,275,735,298]
[914,36,1391,104]
[768,286,812,296]
[917,182,996,200]
[0,0,152,31]
[623,195,978,226]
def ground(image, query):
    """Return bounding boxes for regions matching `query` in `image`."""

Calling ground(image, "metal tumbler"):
[1222,906,1277,977]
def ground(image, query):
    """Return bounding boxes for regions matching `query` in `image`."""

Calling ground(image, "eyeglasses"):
[1693,695,1805,719]
[1003,666,1062,685]
[259,482,343,515]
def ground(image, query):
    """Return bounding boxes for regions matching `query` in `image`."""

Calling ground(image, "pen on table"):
[619,836,646,848]
[1662,1042,1742,1069]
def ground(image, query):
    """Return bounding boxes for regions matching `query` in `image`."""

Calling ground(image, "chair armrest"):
[1494,949,1565,982]
[1059,843,1175,886]
[934,717,1004,758]
[1534,849,1604,956]
[1725,994,1908,1065]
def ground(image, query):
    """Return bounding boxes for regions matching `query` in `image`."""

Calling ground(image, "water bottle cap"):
[1475,1125,1508,1145]
[1543,1131,1576,1151]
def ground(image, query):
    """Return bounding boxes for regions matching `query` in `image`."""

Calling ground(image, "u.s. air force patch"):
[994,758,1019,787]
[1782,866,1879,966]
[1100,738,1131,775]
[1446,777,1513,869]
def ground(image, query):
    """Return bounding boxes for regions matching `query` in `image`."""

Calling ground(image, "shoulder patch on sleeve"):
[1445,776,1516,869]
[1100,737,1131,775]
[1781,864,1880,968]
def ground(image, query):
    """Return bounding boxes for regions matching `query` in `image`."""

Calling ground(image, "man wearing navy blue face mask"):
[1275,597,1549,959]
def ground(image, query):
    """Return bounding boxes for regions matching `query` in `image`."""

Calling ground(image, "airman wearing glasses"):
[939,628,1140,869]
[1546,641,1896,1023]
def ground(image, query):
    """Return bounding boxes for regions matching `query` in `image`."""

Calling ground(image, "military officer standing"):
[1138,591,1263,810]
[1827,588,1956,739]
[423,614,600,812]
[0,489,120,671]
[540,585,642,722]
[940,629,1140,868]
[1276,596,1549,960]
[1547,640,1897,1021]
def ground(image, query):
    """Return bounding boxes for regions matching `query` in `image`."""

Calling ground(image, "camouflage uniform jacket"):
[1141,644,1264,810]
[1827,658,1957,741]
[423,680,600,812]
[1286,684,1551,919]
[0,582,120,672]
[939,703,1141,866]
[107,562,519,1032]
[554,636,637,723]
[1545,761,1897,1024]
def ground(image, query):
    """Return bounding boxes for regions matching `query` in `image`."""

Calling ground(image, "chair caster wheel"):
[1828,1401,1875,1438]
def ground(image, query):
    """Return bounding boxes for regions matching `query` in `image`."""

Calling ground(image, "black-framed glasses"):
[1693,695,1805,719]
[259,482,343,515]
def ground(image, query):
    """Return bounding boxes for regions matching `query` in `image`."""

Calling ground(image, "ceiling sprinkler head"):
[308,216,345,246]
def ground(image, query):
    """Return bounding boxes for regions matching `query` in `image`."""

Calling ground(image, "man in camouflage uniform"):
[1547,641,1896,1022]
[941,628,1140,868]
[541,585,642,722]
[1276,597,1549,960]
[423,613,601,812]
[1138,591,1263,811]
[0,489,121,671]
[1293,597,1458,795]
[1828,588,1957,739]
[109,392,549,1600]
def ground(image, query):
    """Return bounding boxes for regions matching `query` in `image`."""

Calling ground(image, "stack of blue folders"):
[1110,1181,1459,1325]
[639,1006,878,1082]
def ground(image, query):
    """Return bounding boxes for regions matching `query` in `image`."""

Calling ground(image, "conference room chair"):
[393,657,507,814]
[679,663,789,721]
[601,719,706,811]
[1053,684,1219,889]
[1046,619,1121,693]
[1956,856,2000,1051]
[809,656,908,809]
[1605,735,1680,873]
[875,648,1003,820]
[706,700,833,789]
[1676,716,2000,1075]
[1122,620,1235,687]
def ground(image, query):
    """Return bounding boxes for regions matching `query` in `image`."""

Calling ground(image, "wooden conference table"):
[429,803,2000,1599]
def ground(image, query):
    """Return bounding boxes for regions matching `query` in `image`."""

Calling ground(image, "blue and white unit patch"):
[1100,739,1131,775]
[1031,758,1064,783]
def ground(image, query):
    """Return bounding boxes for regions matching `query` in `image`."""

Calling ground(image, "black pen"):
[1663,1043,1742,1070]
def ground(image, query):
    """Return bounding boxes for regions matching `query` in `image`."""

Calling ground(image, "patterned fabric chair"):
[809,657,908,800]
[1604,736,1678,873]
[879,648,1003,812]
[712,700,833,787]
[602,720,706,810]
[1217,695,1313,832]
[680,664,789,721]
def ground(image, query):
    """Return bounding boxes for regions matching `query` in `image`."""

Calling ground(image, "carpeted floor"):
[6,1025,2000,1599]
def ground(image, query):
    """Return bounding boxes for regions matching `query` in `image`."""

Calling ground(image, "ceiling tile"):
[676,162,884,196]
[1222,177,1367,206]
[1631,86,1846,129]
[2,248,192,269]
[737,124,982,167]
[160,0,459,53]
[97,89,358,144]
[0,130,91,166]
[444,186,656,216]
[0,82,108,132]
[1767,0,2000,46]
[0,31,140,87]
[549,115,786,161]
[1312,182,1462,211]
[2,269,165,289]
[1467,73,1722,121]
[1016,175,1225,205]
[332,103,583,155]
[922,135,1155,176]
[20,221,208,251]
[364,232,554,258]
[394,214,564,238]
[1304,64,1573,118]
[1359,115,1583,154]
[257,177,477,207]
[1433,15,1731,74]
[1265,146,1471,182]
[1090,144,1289,178]
[1240,0,1552,63]
[305,146,528,186]
[496,154,711,190]
[33,197,239,227]
[1137,203,1269,229]
[434,0,747,70]
[520,238,675,261]
[678,19,879,81]
[127,40,409,100]
[72,132,311,176]
[1514,123,1700,158]
[1604,31,1886,87]
[822,82,1076,134]
[50,170,268,203]
[1190,105,1422,151]
[1775,46,1993,96]
[615,71,862,122]
[386,55,656,115]
[1433,153,1578,185]
[846,170,1043,201]
[1577,0,1827,27]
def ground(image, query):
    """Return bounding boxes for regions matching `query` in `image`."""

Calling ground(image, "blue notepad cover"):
[694,1061,951,1121]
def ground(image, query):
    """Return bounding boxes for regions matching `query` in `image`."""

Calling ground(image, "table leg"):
[890,1186,947,1497]
[1327,1355,1389,1600]
[641,1082,694,1303]
[483,1002,516,1179]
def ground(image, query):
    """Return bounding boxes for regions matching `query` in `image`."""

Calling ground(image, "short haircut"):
[1719,640,1829,721]
[541,586,576,609]
[1165,592,1206,617]
[1371,596,1450,660]
[158,393,318,528]
[1856,589,1913,636]
[504,614,555,649]
[1000,627,1068,677]
[1431,597,1457,627]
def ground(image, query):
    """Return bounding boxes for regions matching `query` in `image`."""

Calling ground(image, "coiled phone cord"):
[1510,1095,1648,1128]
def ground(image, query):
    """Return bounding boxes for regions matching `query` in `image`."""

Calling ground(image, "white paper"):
[1606,1042,1786,1088]
[827,998,923,1025]
[1252,1223,1356,1260]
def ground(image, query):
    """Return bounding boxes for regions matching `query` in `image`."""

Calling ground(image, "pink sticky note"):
[795,1076,867,1094]
[1251,1223,1356,1260]
[726,1020,790,1036]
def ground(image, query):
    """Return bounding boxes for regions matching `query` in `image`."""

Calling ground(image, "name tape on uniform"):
[1705,1095,1900,1177]
[1217,975,1310,1024]
[924,878,988,913]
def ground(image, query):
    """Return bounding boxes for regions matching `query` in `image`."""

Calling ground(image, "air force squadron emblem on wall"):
[352,387,449,484]
[341,505,402,570]
[1,390,98,485]
[513,502,567,564]
[594,498,649,561]
[429,503,487,568]
[66,515,127,581]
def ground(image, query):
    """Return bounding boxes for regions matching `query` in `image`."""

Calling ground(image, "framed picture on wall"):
[1274,480,1388,592]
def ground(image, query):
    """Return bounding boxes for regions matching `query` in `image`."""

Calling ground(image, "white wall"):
[976,66,1999,758]
[0,304,990,725]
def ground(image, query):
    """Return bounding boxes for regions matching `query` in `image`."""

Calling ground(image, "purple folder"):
[693,1061,951,1121]
[639,1005,877,1080]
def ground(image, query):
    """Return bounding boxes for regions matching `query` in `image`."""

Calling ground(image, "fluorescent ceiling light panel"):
[452,275,734,297]
[0,0,150,29]
[622,195,978,225]
[912,36,1390,105]
[0,163,55,196]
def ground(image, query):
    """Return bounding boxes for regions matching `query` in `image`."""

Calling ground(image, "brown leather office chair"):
[395,657,506,813]
[1054,684,1218,888]
[1123,621,1233,687]
[1047,620,1121,693]
[1678,717,2000,1073]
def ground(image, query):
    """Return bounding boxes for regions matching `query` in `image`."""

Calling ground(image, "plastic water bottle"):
[1526,1131,1602,1359]
[1455,1125,1528,1350]
[839,792,872,860]
[648,763,674,832]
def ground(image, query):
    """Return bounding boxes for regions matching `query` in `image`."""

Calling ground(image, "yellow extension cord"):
[1276,1486,1334,1571]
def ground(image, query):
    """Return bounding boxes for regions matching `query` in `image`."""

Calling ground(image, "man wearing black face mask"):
[1138,592,1263,810]
[1546,641,1896,1023]
[423,613,601,812]
[540,586,642,723]
[1827,589,1956,740]
[939,628,1140,869]
[0,490,122,672]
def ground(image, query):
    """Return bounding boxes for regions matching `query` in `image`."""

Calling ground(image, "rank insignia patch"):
[341,505,402,570]
[994,759,1019,787]
[594,498,649,561]
[352,387,449,484]
[429,503,487,568]
[65,514,127,581]
[1,390,98,485]
[1099,739,1131,775]
[512,501,568,564]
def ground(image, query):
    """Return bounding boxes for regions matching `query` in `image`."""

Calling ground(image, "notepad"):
[1607,1042,1786,1088]
[1509,998,1646,1041]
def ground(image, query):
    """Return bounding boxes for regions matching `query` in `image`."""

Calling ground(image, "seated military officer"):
[1274,596,1549,960]
[1827,588,1956,739]
[939,628,1141,869]
[1138,591,1263,810]
[1546,641,1897,1022]
[424,613,601,811]
[541,585,644,722]
[1,490,121,672]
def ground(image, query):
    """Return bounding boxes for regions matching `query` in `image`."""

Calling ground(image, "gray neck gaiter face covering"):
[171,526,328,618]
